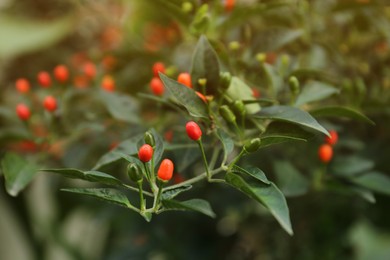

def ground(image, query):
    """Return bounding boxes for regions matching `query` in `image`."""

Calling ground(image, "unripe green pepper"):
[219,72,232,90]
[127,163,143,182]
[219,105,236,123]
[244,138,261,153]
[232,100,246,116]
[144,131,155,147]
[288,76,300,95]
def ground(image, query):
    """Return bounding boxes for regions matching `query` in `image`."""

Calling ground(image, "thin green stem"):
[198,139,211,181]
[122,184,153,197]
[137,180,146,212]
[153,181,164,212]
[227,149,247,172]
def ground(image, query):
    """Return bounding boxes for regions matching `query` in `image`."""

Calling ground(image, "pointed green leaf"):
[350,172,390,196]
[43,168,122,186]
[310,106,375,125]
[92,135,142,170]
[225,172,293,235]
[260,122,315,148]
[331,156,375,178]
[159,73,209,119]
[190,35,220,94]
[231,165,271,185]
[162,185,192,200]
[253,105,329,136]
[99,91,140,124]
[226,77,261,114]
[61,188,134,209]
[295,81,340,106]
[350,186,376,204]
[216,129,234,161]
[161,199,216,218]
[273,161,309,197]
[1,153,39,196]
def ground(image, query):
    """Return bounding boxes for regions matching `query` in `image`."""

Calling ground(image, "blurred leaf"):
[349,221,390,260]
[93,135,142,170]
[231,165,270,185]
[260,121,314,148]
[42,168,122,186]
[162,185,192,200]
[263,63,283,95]
[225,172,293,235]
[350,186,376,204]
[331,156,375,178]
[253,105,329,136]
[310,106,375,125]
[295,81,340,106]
[161,199,216,218]
[216,129,234,161]
[99,91,140,124]
[160,73,209,119]
[350,172,390,196]
[190,35,220,93]
[149,0,190,25]
[1,153,39,196]
[226,77,261,114]
[61,188,134,209]
[273,161,309,197]
[253,27,303,52]
[0,15,74,58]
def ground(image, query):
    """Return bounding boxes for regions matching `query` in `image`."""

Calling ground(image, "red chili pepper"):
[101,75,115,92]
[15,78,30,94]
[318,144,333,163]
[43,96,57,112]
[157,159,174,181]
[325,130,338,146]
[177,72,192,88]
[54,65,69,83]
[152,62,166,77]
[83,62,97,79]
[186,121,202,141]
[224,0,235,12]
[195,91,207,103]
[150,77,165,96]
[37,71,52,88]
[16,104,31,120]
[138,144,153,162]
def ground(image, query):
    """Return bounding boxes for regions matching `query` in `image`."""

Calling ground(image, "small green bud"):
[144,131,155,147]
[182,2,193,13]
[281,54,290,67]
[219,105,236,123]
[244,138,261,153]
[127,163,143,182]
[288,76,300,95]
[232,100,246,116]
[198,78,207,86]
[229,41,240,51]
[256,53,267,63]
[220,72,232,90]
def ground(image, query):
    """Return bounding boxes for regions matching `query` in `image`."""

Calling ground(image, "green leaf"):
[231,165,270,185]
[260,121,314,148]
[295,81,340,106]
[61,188,133,209]
[1,153,39,196]
[350,186,376,204]
[0,15,74,58]
[253,105,329,136]
[161,199,216,218]
[190,35,220,94]
[99,91,140,124]
[331,156,375,178]
[263,63,283,95]
[42,168,122,186]
[162,185,192,200]
[93,135,142,170]
[310,106,375,125]
[216,129,234,161]
[253,27,303,52]
[159,73,209,119]
[225,172,293,235]
[226,77,261,114]
[273,161,309,197]
[350,172,390,196]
